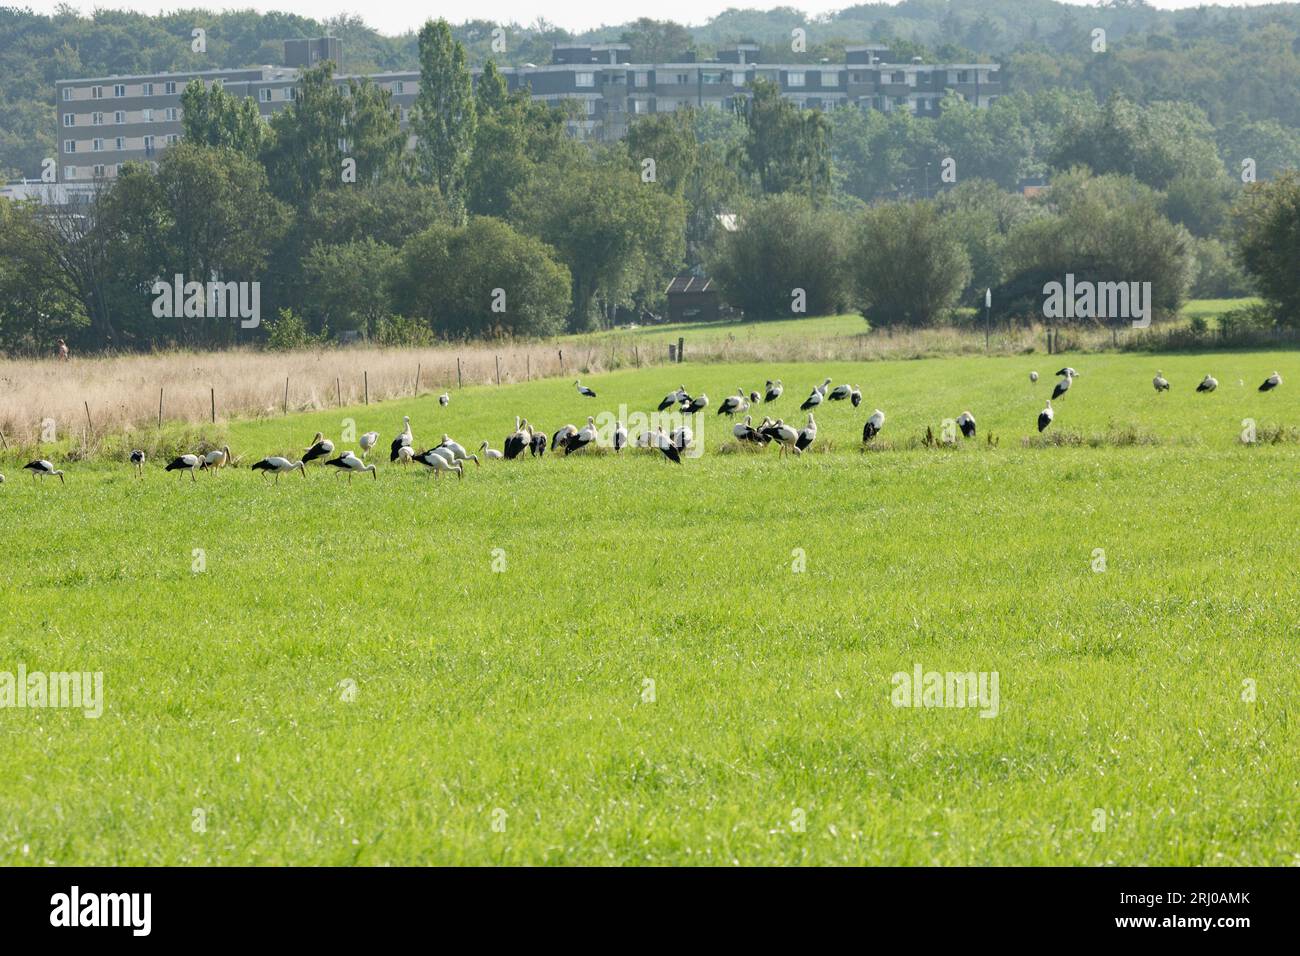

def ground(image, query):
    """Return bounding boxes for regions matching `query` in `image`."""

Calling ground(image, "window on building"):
[787,72,805,87]
[395,81,404,94]
[822,71,838,88]
[733,71,747,87]
[142,109,153,122]
[142,82,154,95]
[164,81,176,95]
[892,72,905,84]
[64,165,76,179]
[63,114,75,127]
[92,113,103,126]
[957,70,969,83]
[113,84,126,97]
[575,72,595,87]
[93,164,105,177]
[62,88,72,101]
[114,137,124,150]
[165,108,178,121]
[167,134,179,145]
[634,71,648,87]
[284,87,294,100]
[676,73,690,84]
[143,135,155,154]
[632,100,647,114]
[64,140,75,153]
[91,86,103,99]
[92,138,103,152]
[259,89,271,103]
[114,111,125,124]
[702,72,723,85]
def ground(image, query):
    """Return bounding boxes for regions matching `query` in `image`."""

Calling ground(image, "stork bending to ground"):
[437,434,480,467]
[130,450,145,476]
[360,432,379,458]
[1259,371,1282,392]
[827,383,852,402]
[849,385,862,408]
[397,445,415,466]
[551,424,577,453]
[530,431,547,457]
[671,424,693,452]
[1196,374,1218,393]
[862,409,885,442]
[1153,371,1170,393]
[956,411,976,439]
[165,453,203,481]
[734,415,769,445]
[681,394,709,415]
[479,441,504,460]
[251,457,306,483]
[415,448,464,479]
[326,451,377,481]
[24,460,65,484]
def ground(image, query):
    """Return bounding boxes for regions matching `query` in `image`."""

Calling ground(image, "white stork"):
[718,388,748,418]
[1051,370,1075,400]
[795,413,817,453]
[956,411,976,439]
[862,409,885,442]
[734,415,770,445]
[654,428,682,464]
[326,451,377,482]
[504,418,531,460]
[303,432,334,465]
[551,423,578,452]
[658,386,688,412]
[681,394,709,415]
[849,385,862,408]
[1259,371,1282,392]
[1153,371,1170,393]
[530,431,547,457]
[764,380,783,403]
[165,453,203,481]
[202,445,232,470]
[390,416,413,462]
[397,445,415,466]
[574,380,597,399]
[564,417,598,455]
[671,424,693,452]
[415,448,463,479]
[827,383,852,402]
[250,457,306,483]
[129,449,145,476]
[359,431,379,458]
[614,421,628,453]
[1055,367,1078,378]
[749,389,761,403]
[767,419,799,455]
[439,393,450,407]
[437,434,480,467]
[800,381,829,411]
[1196,374,1218,393]
[1030,370,1039,383]
[24,460,64,484]
[479,440,504,460]
[1037,399,1053,432]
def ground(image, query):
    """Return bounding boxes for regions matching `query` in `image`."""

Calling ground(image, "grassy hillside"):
[1,349,1297,864]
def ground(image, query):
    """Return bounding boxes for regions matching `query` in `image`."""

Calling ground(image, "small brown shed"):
[665,275,720,324]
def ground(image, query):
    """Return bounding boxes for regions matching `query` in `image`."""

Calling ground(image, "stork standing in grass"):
[681,394,709,415]
[326,451,377,482]
[1197,374,1218,393]
[1259,371,1282,392]
[165,453,203,481]
[849,385,862,408]
[390,416,413,462]
[24,460,64,483]
[415,448,463,479]
[658,386,688,412]
[1051,370,1076,401]
[671,423,693,452]
[718,388,748,418]
[530,431,547,457]
[360,431,379,459]
[504,418,532,460]
[574,380,597,399]
[551,423,577,453]
[795,413,817,453]
[302,432,334,465]
[734,415,769,445]
[1153,371,1170,393]
[1037,400,1053,433]
[397,445,415,466]
[251,457,306,483]
[764,380,783,403]
[800,382,829,411]
[749,389,761,404]
[479,440,503,460]
[202,445,232,471]
[654,428,682,464]
[130,449,145,476]
[957,411,976,439]
[767,419,799,455]
[564,417,598,456]
[1030,371,1039,383]
[827,383,852,402]
[862,409,885,442]
[614,421,628,453]
[439,393,450,407]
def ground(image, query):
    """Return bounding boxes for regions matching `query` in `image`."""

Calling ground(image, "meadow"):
[1,348,1298,865]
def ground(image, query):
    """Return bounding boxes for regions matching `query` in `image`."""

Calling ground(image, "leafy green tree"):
[851,200,972,327]
[1234,171,1300,326]
[618,18,694,62]
[514,157,685,330]
[302,238,400,337]
[0,200,87,351]
[708,192,849,318]
[737,78,832,201]
[180,77,268,156]
[413,19,477,209]
[394,217,571,338]
[475,60,509,116]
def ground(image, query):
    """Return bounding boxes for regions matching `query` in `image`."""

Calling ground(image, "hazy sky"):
[20,1,1279,37]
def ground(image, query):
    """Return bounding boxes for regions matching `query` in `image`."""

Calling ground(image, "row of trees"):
[709,168,1299,329]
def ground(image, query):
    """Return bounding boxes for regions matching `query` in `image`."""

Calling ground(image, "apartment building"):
[54,38,1002,183]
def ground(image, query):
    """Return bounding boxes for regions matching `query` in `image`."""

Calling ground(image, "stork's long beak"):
[471,455,480,467]
[58,473,65,485]
[298,463,306,477]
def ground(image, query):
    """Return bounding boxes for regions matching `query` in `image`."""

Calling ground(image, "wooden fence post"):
[526,354,531,381]
[84,401,93,435]
[495,355,501,385]
[415,363,421,397]
[283,378,289,414]
[558,349,565,374]
[336,377,341,407]
[364,370,369,405]
[210,387,216,424]
[668,344,677,362]
[634,345,640,368]
[677,337,685,364]
[0,428,8,450]
[456,357,462,389]
[158,388,164,427]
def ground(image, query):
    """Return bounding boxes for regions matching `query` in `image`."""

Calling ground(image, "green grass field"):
[2,348,1298,865]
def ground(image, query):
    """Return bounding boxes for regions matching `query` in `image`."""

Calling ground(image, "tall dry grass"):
[0,322,1131,446]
